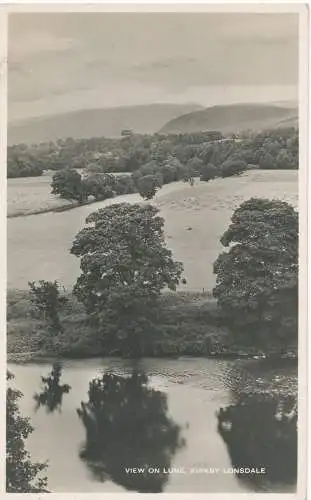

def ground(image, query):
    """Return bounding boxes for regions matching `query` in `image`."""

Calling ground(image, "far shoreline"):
[7,198,95,219]
[7,289,298,365]
[7,169,298,219]
[7,351,298,365]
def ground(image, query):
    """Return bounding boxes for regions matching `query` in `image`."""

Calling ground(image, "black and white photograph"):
[4,4,308,496]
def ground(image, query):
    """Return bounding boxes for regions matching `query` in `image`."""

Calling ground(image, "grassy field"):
[7,169,298,361]
[156,169,298,292]
[7,173,71,217]
[7,171,133,217]
[7,169,298,291]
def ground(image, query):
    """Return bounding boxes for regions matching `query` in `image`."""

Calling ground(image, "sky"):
[8,12,299,122]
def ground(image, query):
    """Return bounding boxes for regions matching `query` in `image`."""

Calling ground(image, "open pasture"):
[7,170,298,291]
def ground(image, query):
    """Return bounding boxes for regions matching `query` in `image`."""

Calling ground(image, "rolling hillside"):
[159,103,298,135]
[8,103,203,145]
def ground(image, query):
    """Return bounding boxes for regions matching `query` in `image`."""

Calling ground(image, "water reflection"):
[77,369,185,492]
[217,393,297,491]
[34,363,71,413]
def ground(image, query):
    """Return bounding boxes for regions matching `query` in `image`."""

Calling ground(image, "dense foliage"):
[219,157,248,177]
[200,163,218,182]
[213,198,298,349]
[8,127,298,178]
[70,204,184,355]
[28,280,68,332]
[51,169,86,203]
[82,172,115,200]
[7,144,44,178]
[6,372,48,492]
[51,170,138,203]
[136,174,162,200]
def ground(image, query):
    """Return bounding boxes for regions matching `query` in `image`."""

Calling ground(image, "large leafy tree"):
[160,155,184,184]
[136,174,162,200]
[6,372,48,493]
[275,149,296,170]
[213,198,298,349]
[200,163,218,182]
[70,204,183,355]
[51,169,87,203]
[7,155,43,178]
[258,151,275,169]
[131,160,163,186]
[114,175,137,195]
[82,173,115,200]
[220,157,247,177]
[185,156,203,177]
[28,280,68,333]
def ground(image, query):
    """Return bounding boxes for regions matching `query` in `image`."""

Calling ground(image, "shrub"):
[82,173,115,200]
[200,163,219,182]
[136,174,162,200]
[186,156,204,177]
[114,175,137,195]
[51,169,86,202]
[28,280,68,333]
[220,158,247,177]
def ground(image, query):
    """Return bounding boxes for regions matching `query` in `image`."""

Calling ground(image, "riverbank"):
[7,289,297,363]
[8,198,96,219]
[8,175,186,219]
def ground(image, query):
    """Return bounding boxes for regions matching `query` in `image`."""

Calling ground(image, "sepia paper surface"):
[0,2,309,500]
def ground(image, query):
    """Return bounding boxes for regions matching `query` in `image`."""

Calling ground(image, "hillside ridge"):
[159,102,298,135]
[8,103,203,146]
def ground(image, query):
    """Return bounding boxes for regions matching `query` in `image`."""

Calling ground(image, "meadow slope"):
[7,170,298,291]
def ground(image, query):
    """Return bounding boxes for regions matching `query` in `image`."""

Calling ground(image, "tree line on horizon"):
[7,126,298,179]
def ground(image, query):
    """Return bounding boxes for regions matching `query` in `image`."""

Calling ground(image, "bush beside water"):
[7,289,297,362]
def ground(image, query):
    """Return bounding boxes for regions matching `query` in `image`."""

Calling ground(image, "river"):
[7,171,298,493]
[8,357,297,494]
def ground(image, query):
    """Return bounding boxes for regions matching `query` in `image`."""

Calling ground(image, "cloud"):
[9,30,75,63]
[8,12,299,120]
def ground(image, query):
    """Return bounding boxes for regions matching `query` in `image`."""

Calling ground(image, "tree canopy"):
[220,157,247,177]
[6,372,48,493]
[136,174,162,200]
[213,198,298,349]
[8,127,298,178]
[51,169,86,202]
[200,163,218,182]
[70,203,184,355]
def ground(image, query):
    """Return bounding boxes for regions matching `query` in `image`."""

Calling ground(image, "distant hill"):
[8,103,203,146]
[159,103,298,135]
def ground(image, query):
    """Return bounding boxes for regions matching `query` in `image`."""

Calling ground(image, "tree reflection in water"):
[77,370,185,492]
[217,394,297,490]
[34,363,71,414]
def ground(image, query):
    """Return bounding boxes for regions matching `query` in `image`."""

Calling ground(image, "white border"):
[0,3,308,500]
